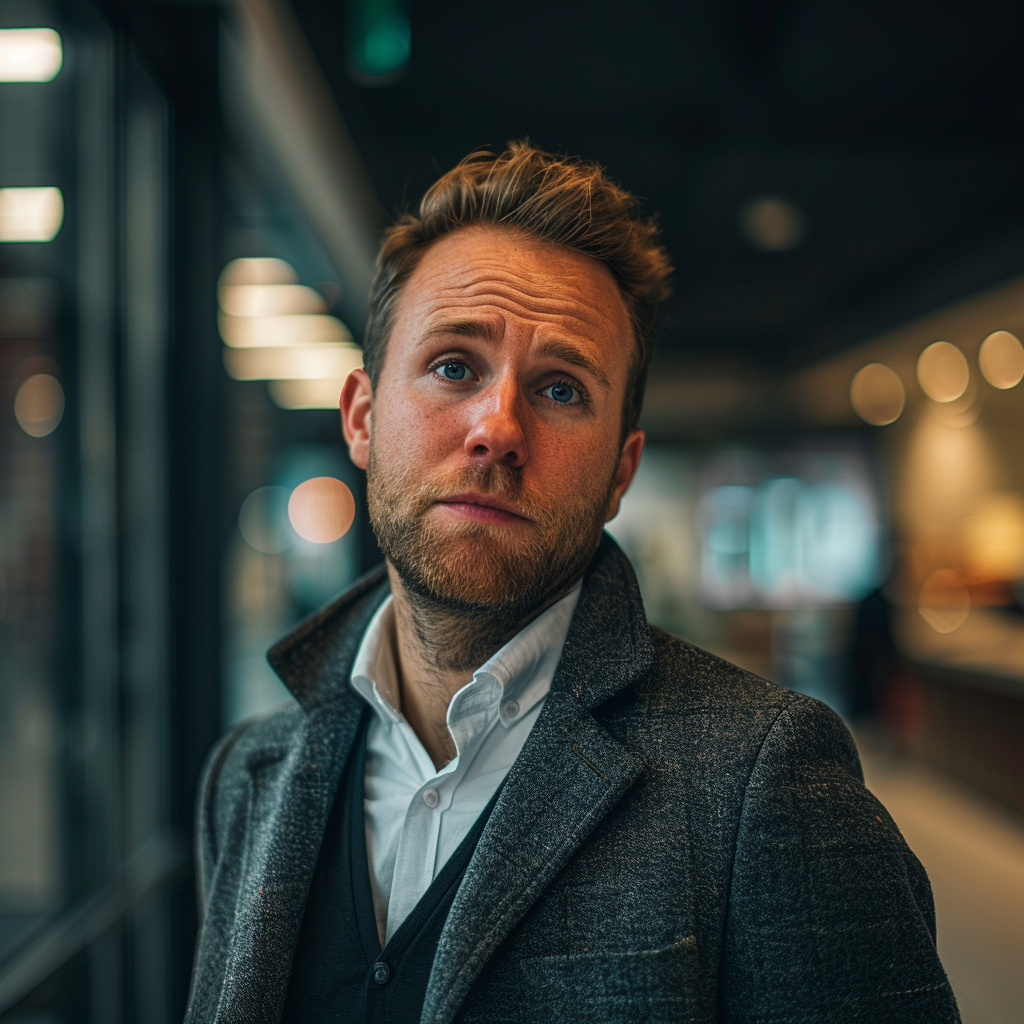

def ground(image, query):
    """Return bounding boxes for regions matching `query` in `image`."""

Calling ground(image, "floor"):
[860,741,1024,1024]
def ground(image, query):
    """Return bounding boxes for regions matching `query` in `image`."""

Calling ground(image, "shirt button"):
[372,962,390,985]
[422,787,440,808]
[502,699,520,719]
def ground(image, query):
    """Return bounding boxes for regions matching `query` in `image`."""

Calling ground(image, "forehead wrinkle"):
[413,254,627,335]
[416,283,623,339]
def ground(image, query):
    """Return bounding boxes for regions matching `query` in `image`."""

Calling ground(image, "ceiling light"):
[0,187,63,242]
[0,28,62,82]
[978,330,1024,390]
[738,197,806,252]
[222,344,363,381]
[219,314,353,349]
[219,257,297,287]
[917,341,968,403]
[218,283,327,317]
[849,363,905,426]
[268,378,350,409]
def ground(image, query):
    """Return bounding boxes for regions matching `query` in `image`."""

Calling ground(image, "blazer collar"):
[267,564,390,709]
[267,531,651,715]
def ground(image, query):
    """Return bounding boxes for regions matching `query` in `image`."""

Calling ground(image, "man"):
[186,143,959,1023]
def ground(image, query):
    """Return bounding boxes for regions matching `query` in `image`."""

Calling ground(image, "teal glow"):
[349,0,410,82]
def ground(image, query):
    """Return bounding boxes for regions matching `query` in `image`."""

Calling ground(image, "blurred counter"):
[892,608,1024,815]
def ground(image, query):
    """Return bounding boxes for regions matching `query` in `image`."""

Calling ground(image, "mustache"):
[406,462,540,516]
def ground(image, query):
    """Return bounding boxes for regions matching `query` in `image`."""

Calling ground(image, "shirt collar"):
[349,580,583,729]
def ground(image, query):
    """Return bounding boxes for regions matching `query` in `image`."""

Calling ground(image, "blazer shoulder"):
[646,624,790,711]
[632,626,857,768]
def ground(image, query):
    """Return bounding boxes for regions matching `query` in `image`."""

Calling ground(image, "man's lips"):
[434,492,530,524]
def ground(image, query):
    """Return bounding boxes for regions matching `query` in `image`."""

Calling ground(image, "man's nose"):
[463,380,528,467]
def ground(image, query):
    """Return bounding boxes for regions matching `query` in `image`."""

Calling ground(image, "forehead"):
[395,225,632,346]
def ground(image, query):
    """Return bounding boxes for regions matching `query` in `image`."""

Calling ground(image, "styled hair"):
[362,141,673,430]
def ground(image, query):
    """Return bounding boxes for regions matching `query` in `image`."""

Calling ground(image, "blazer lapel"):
[209,568,389,1023]
[212,697,364,1023]
[423,534,654,1024]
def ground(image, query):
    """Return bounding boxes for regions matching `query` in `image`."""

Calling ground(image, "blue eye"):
[543,382,578,404]
[436,361,468,380]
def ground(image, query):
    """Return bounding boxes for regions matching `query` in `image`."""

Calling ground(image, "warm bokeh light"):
[737,197,805,252]
[288,477,355,543]
[0,28,62,82]
[218,283,327,318]
[850,362,905,425]
[978,330,1024,390]
[238,486,293,554]
[919,568,970,633]
[223,344,363,381]
[960,493,1024,581]
[268,378,348,409]
[916,341,969,403]
[218,313,352,348]
[219,257,297,287]
[14,373,64,437]
[0,187,64,242]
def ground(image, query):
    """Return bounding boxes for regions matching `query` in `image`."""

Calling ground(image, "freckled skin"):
[340,225,645,766]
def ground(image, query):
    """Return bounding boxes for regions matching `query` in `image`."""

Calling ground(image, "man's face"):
[344,225,644,614]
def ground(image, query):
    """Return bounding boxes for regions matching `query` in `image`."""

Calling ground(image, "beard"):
[366,441,615,635]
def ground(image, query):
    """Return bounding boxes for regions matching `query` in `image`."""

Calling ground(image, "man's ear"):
[340,368,373,470]
[605,428,645,522]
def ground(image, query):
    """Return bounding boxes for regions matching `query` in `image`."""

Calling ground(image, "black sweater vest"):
[281,709,502,1024]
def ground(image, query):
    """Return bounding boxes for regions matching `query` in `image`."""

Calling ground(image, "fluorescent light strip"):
[219,313,352,348]
[0,187,64,242]
[0,28,62,82]
[223,344,363,381]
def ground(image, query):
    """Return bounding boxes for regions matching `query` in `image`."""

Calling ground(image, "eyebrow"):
[425,319,612,391]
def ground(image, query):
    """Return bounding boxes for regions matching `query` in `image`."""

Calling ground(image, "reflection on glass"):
[13,372,63,437]
[919,568,970,634]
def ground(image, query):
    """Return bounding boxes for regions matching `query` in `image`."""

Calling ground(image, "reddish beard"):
[367,445,614,616]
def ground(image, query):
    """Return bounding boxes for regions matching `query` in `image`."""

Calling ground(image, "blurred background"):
[0,0,1022,1020]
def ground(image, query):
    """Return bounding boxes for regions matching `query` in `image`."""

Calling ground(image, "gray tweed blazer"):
[185,534,960,1024]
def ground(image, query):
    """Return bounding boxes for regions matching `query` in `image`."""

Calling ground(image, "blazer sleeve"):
[721,695,962,1024]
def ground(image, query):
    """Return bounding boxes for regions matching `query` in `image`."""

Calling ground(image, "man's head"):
[341,142,672,623]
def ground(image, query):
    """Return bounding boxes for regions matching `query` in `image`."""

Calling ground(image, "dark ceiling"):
[290,0,1024,368]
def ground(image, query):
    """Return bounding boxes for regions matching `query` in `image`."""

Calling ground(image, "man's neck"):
[385,564,572,769]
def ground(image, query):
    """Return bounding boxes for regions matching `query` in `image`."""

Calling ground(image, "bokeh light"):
[960,493,1024,581]
[219,257,297,287]
[238,486,293,554]
[288,477,355,543]
[737,196,806,252]
[0,186,64,242]
[978,330,1024,390]
[850,362,905,425]
[0,28,62,82]
[219,283,327,318]
[917,341,969,403]
[918,568,970,634]
[14,373,64,437]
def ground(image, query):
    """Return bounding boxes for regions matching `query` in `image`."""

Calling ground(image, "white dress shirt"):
[349,582,582,945]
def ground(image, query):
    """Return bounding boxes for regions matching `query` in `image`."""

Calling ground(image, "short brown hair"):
[363,141,673,430]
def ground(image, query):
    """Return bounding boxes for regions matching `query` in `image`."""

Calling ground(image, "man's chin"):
[396,529,551,610]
